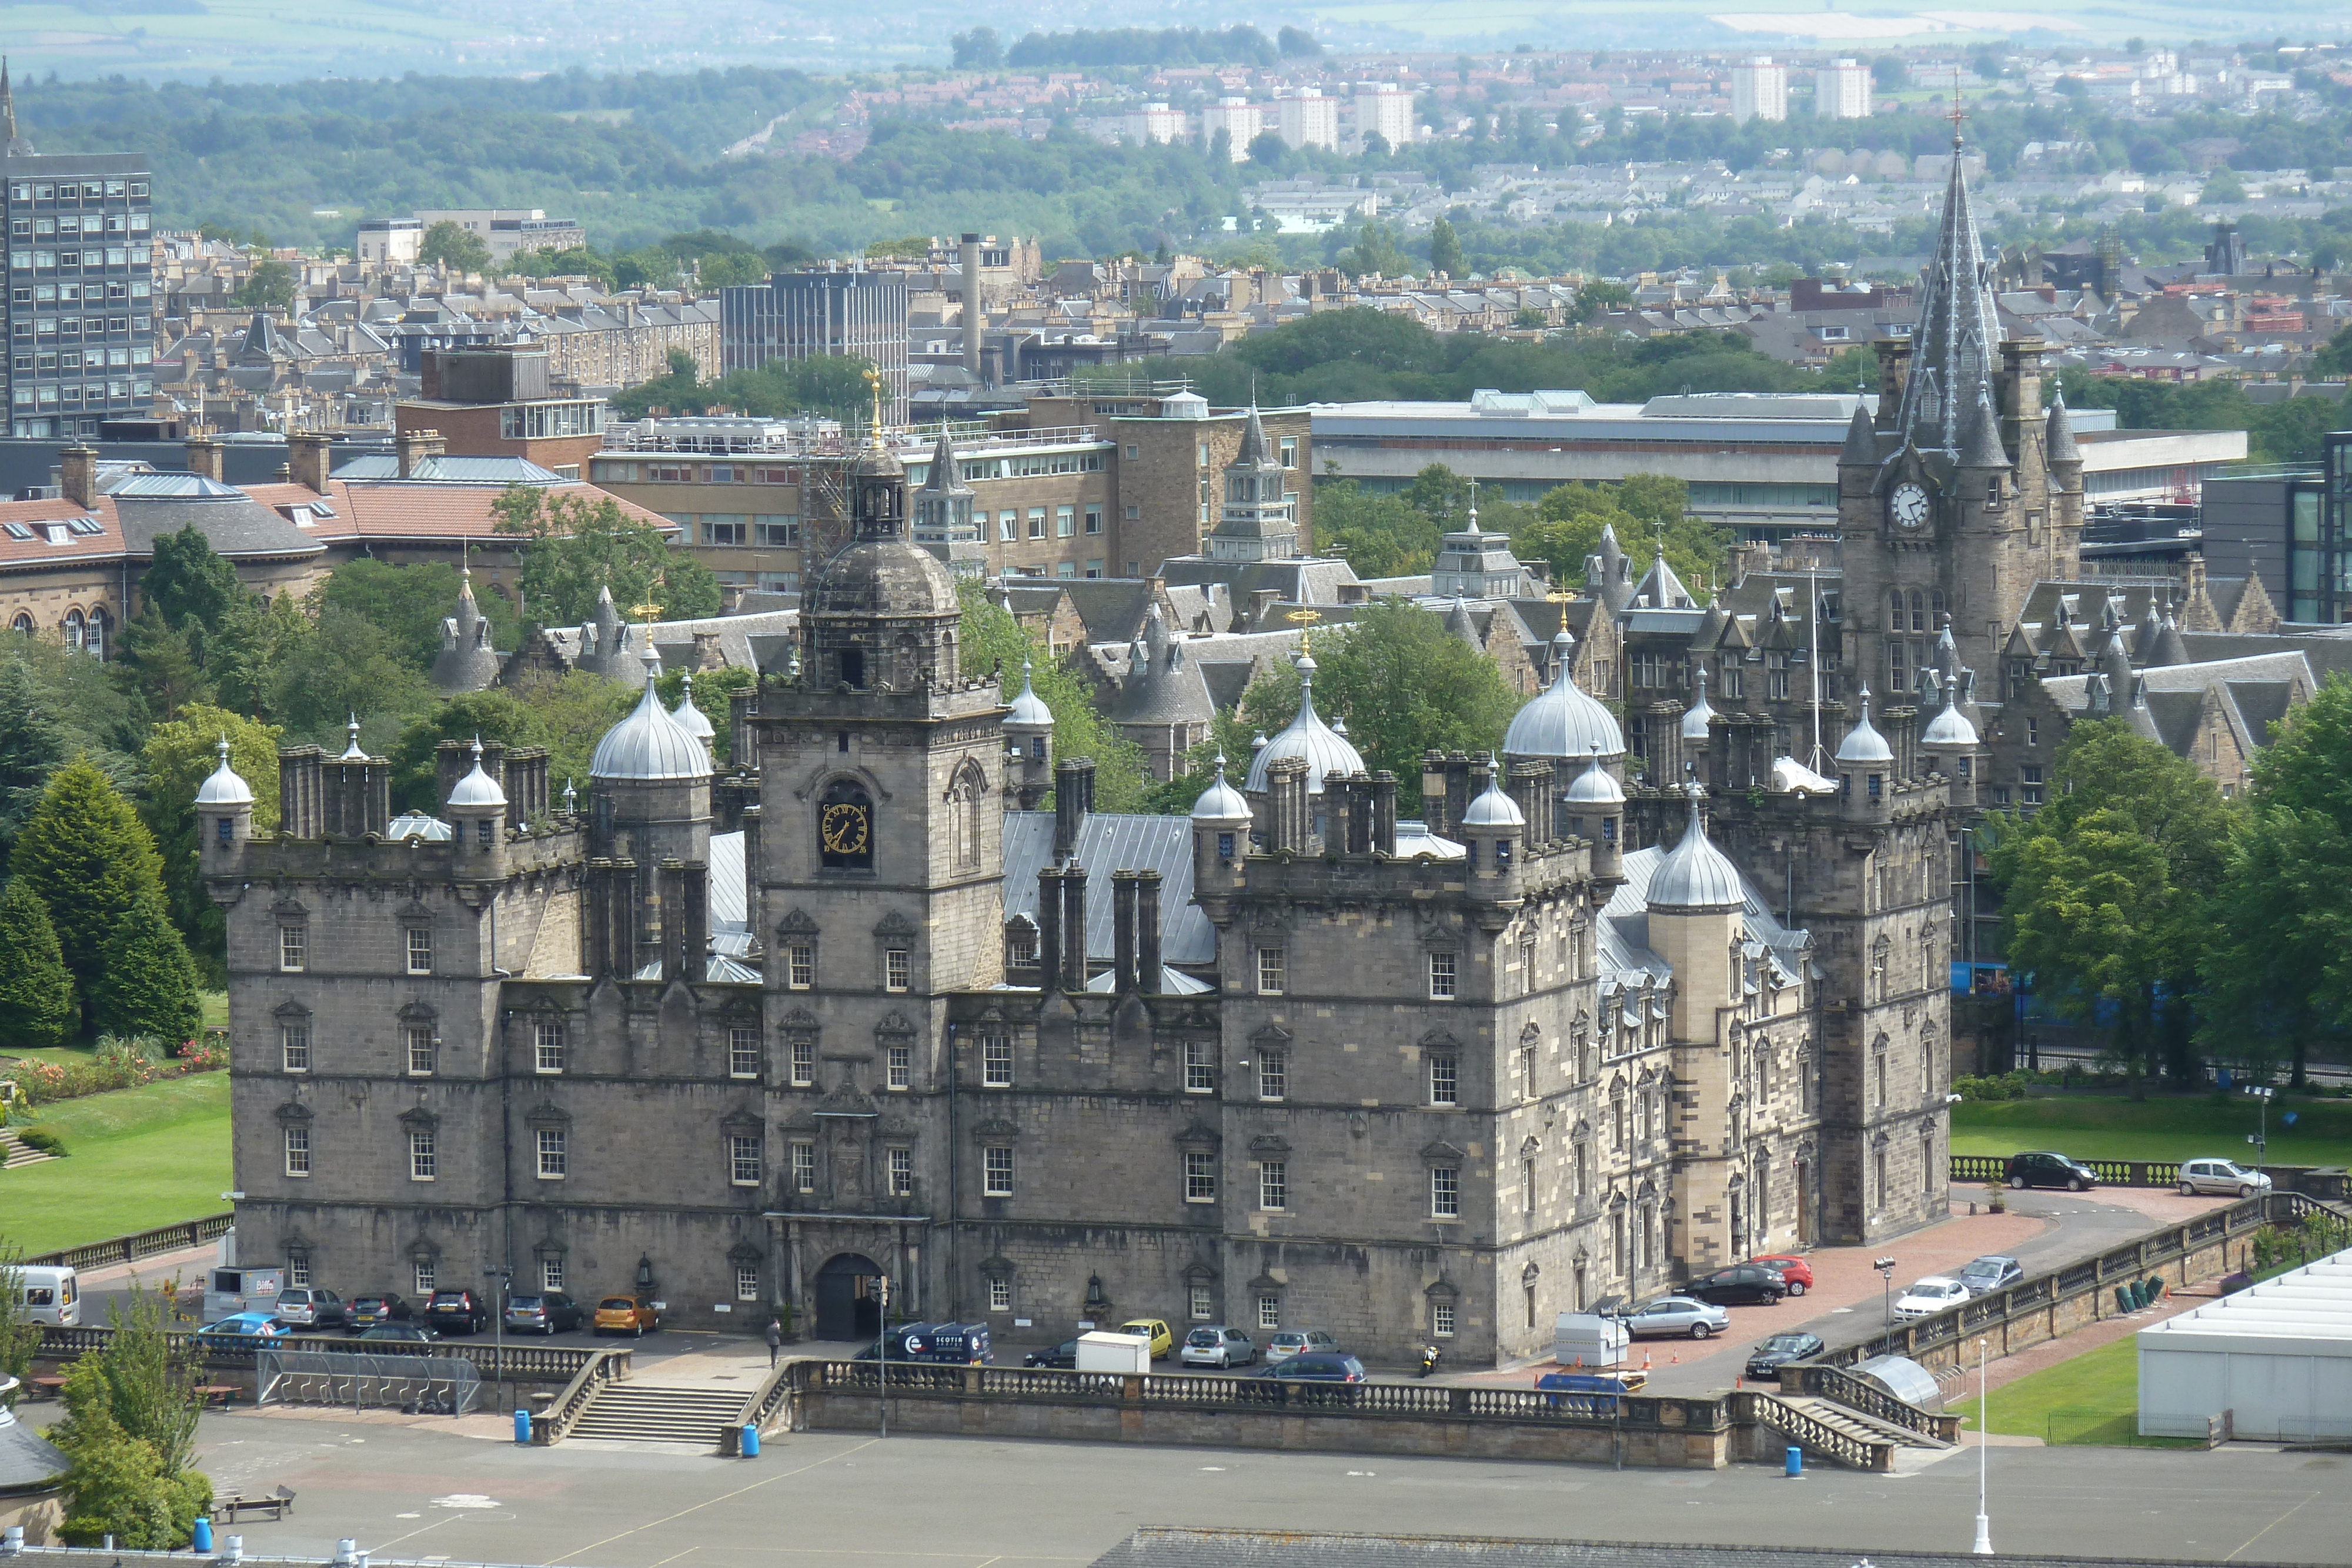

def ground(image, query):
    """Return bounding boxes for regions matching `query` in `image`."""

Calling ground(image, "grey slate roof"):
[1001,811,1215,968]
[1089,1529,2306,1568]
[0,1396,68,1495]
[113,493,325,563]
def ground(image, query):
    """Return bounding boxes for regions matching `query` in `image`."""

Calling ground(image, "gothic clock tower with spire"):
[1838,121,2084,706]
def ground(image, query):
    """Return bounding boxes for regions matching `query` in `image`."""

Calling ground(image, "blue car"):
[196,1312,287,1343]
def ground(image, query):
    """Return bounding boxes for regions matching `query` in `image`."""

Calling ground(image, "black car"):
[1687,1263,1788,1306]
[505,1292,585,1335]
[1248,1352,1367,1383]
[1023,1339,1080,1369]
[358,1322,440,1343]
[2006,1151,2099,1192]
[1743,1332,1826,1380]
[422,1289,492,1335]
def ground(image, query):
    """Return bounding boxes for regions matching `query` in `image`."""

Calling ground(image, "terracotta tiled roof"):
[0,496,124,573]
[239,479,680,546]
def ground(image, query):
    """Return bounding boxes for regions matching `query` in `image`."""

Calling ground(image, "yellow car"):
[1120,1318,1174,1359]
[593,1295,661,1336]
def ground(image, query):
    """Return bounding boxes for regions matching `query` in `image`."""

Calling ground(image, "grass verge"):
[1957,1335,2201,1448]
[1949,1095,2352,1168]
[1,1072,232,1256]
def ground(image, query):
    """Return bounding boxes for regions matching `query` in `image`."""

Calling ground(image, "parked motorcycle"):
[1417,1343,1442,1378]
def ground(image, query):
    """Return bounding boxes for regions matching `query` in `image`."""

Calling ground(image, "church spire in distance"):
[2,57,34,157]
[1893,81,2000,455]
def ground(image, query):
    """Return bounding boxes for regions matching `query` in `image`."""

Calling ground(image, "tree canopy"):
[419,220,491,275]
[956,579,1152,812]
[492,485,723,627]
[10,757,168,1034]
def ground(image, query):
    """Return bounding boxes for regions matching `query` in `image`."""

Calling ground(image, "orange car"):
[593,1295,661,1336]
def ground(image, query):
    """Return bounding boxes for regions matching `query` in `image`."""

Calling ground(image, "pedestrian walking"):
[766,1316,783,1368]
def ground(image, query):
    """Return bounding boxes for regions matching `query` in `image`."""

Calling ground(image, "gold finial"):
[1946,71,1969,146]
[1285,605,1322,654]
[630,595,662,627]
[863,365,887,450]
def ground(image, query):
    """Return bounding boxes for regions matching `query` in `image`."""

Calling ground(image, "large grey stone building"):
[207,401,1957,1365]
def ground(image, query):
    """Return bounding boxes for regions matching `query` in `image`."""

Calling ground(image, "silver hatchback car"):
[2179,1158,2271,1198]
[1264,1329,1339,1363]
[1625,1296,1732,1339]
[1178,1326,1258,1369]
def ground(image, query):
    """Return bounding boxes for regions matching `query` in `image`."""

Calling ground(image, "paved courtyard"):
[45,1407,2341,1568]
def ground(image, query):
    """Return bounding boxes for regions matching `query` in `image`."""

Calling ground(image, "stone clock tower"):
[1839,132,2084,702]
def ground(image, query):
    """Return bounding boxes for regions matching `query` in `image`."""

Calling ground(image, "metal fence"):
[258,1348,480,1415]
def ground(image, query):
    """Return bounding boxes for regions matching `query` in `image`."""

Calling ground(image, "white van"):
[15,1265,79,1327]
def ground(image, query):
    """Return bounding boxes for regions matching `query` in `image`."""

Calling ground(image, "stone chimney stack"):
[396,427,446,480]
[185,434,224,483]
[56,444,100,509]
[288,431,333,495]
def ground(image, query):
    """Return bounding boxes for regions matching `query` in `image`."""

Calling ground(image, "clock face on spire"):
[1889,482,1930,531]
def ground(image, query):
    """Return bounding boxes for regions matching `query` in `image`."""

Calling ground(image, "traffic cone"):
[1643,1350,1652,1370]
[1670,1350,1679,1364]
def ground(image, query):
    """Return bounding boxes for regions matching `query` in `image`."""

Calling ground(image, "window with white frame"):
[1432,1299,1456,1337]
[982,1034,1014,1087]
[534,1021,566,1074]
[287,1254,311,1288]
[1188,1282,1213,1320]
[414,1259,436,1295]
[1522,1157,1536,1215]
[540,1256,564,1292]
[1521,1042,1537,1099]
[279,924,306,972]
[1184,1151,1217,1203]
[989,1277,1012,1312]
[729,1134,761,1186]
[790,1037,815,1086]
[1428,950,1456,999]
[1258,1049,1286,1101]
[1430,1165,1460,1218]
[280,1022,310,1072]
[735,1264,760,1302]
[1184,1040,1215,1092]
[1428,1052,1458,1106]
[729,1026,759,1078]
[984,1145,1014,1196]
[536,1127,566,1179]
[791,1141,816,1193]
[1255,947,1285,995]
[1259,1160,1287,1211]
[1521,936,1537,995]
[885,948,910,992]
[406,927,433,974]
[887,1041,911,1090]
[888,1146,913,1196]
[283,1125,310,1176]
[787,943,814,989]
[406,1026,436,1076]
[1258,1295,1281,1330]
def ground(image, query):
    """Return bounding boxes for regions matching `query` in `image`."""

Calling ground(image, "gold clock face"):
[821,801,870,857]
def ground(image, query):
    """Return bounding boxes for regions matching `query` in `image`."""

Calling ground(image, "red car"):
[1750,1255,1813,1296]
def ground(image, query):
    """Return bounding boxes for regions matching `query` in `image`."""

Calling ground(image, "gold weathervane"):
[1285,606,1323,656]
[863,365,887,449]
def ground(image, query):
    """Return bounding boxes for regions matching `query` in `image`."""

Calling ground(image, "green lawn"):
[1957,1335,2200,1448]
[0,1072,232,1256]
[1950,1095,2352,1168]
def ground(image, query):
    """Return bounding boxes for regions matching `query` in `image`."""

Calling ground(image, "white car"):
[2178,1158,2271,1198]
[1892,1276,1969,1322]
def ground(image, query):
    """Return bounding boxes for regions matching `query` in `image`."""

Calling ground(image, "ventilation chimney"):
[1136,869,1162,994]
[1060,864,1088,991]
[1035,867,1064,992]
[1111,870,1138,994]
[1053,756,1094,860]
[961,232,984,379]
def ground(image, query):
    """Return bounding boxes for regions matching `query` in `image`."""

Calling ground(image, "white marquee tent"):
[2137,1246,2352,1441]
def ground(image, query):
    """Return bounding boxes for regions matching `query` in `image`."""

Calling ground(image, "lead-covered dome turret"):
[592,663,713,781]
[1244,653,1364,795]
[1505,628,1623,761]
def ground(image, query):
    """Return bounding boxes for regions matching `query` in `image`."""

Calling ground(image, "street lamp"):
[876,1272,891,1441]
[1875,1257,1898,1345]
[1973,1335,1993,1554]
[486,1265,512,1392]
[2246,1084,2274,1168]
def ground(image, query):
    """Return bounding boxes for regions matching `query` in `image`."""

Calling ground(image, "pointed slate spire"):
[1,57,31,157]
[1960,388,2008,469]
[1840,400,1879,466]
[1896,126,2002,453]
[2045,392,2082,466]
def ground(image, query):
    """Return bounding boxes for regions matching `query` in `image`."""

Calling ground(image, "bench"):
[211,1486,296,1523]
[195,1383,240,1409]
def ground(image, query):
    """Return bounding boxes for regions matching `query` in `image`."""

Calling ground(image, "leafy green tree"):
[1277,25,1320,56]
[142,526,244,644]
[52,1285,208,1547]
[2200,675,2352,1085]
[613,247,685,290]
[2313,325,2352,377]
[493,485,721,627]
[0,1241,48,1405]
[11,758,167,1032]
[697,251,767,288]
[267,608,437,740]
[656,664,754,767]
[951,27,1003,69]
[111,614,213,722]
[1428,217,1464,278]
[1337,218,1406,279]
[387,677,639,814]
[1576,280,1635,322]
[863,236,932,262]
[1311,479,1442,577]
[229,259,296,313]
[1989,721,2233,1097]
[314,557,514,674]
[207,590,311,721]
[89,887,203,1044]
[0,655,71,860]
[141,707,281,988]
[0,875,76,1047]
[1514,474,1728,594]
[506,246,616,287]
[955,580,1151,811]
[419,220,490,274]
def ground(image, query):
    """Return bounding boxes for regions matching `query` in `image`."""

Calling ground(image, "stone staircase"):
[0,1129,55,1170]
[1775,1393,1954,1451]
[564,1382,747,1447]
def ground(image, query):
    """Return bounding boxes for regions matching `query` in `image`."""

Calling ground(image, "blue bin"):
[514,1408,532,1444]
[740,1424,759,1458]
[193,1517,215,1553]
[1785,1446,1803,1478]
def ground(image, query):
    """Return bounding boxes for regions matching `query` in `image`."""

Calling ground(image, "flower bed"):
[0,1035,227,1111]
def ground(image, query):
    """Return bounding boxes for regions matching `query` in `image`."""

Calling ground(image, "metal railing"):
[600,421,1109,457]
[24,1213,234,1270]
[1952,1155,2193,1189]
[796,1360,1720,1433]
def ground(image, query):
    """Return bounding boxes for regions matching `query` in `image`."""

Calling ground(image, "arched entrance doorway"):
[814,1252,884,1341]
